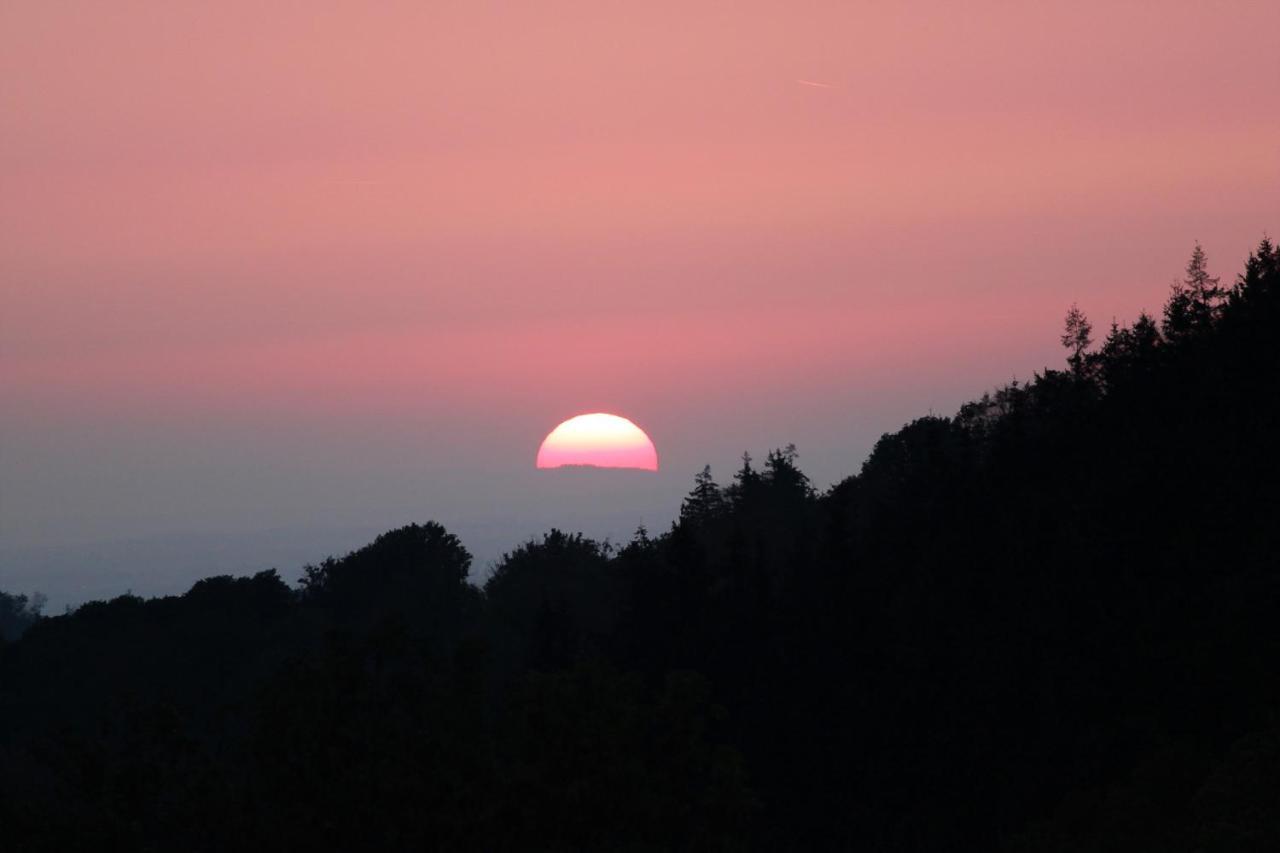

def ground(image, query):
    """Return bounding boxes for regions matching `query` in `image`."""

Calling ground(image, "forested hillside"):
[2,239,1278,851]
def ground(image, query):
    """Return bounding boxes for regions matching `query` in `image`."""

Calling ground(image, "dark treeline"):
[0,592,44,645]
[2,239,1278,851]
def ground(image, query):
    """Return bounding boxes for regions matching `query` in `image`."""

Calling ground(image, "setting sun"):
[535,413,658,471]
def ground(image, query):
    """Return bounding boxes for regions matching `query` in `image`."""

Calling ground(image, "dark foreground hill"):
[2,240,1278,852]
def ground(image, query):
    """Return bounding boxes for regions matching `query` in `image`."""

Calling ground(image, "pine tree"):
[680,465,724,525]
[1184,242,1224,326]
[764,444,813,500]
[1165,243,1223,341]
[631,523,650,546]
[724,452,762,508]
[1061,303,1093,377]
[1231,237,1279,311]
[1098,313,1162,389]
[1131,312,1161,351]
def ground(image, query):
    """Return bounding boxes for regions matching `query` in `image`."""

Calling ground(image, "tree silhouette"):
[724,451,763,508]
[762,443,813,502]
[681,464,726,526]
[1164,242,1225,342]
[0,590,44,643]
[1061,301,1093,376]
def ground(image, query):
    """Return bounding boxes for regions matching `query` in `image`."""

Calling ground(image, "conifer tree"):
[764,444,813,500]
[724,452,762,508]
[1165,243,1223,341]
[680,465,725,525]
[1061,302,1093,377]
[1231,237,1279,311]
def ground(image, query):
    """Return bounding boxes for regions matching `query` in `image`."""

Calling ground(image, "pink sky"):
[1,2,1277,599]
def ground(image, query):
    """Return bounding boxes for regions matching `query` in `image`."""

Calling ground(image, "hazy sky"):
[3,2,1278,605]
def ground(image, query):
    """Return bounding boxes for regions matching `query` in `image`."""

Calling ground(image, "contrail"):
[796,79,837,88]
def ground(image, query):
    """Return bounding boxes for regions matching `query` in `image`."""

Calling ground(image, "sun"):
[536,413,659,471]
